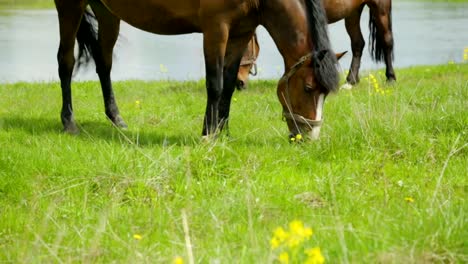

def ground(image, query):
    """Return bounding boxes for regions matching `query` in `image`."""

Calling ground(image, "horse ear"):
[336,51,347,60]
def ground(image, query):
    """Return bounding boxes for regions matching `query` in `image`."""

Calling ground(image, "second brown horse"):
[238,0,396,87]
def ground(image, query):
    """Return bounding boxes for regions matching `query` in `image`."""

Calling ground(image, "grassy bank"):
[414,0,468,2]
[0,0,52,9]
[0,64,467,263]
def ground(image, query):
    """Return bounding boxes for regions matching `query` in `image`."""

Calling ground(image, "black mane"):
[304,0,339,92]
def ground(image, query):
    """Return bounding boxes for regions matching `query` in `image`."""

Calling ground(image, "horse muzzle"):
[283,112,323,141]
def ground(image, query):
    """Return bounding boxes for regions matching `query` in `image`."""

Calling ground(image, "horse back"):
[97,0,254,35]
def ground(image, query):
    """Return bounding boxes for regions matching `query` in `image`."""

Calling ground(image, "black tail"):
[75,9,99,70]
[368,4,393,62]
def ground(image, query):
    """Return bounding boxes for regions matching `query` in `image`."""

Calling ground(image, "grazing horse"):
[54,0,341,140]
[239,0,396,86]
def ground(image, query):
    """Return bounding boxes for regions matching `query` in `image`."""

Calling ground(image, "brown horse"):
[239,0,396,86]
[54,0,341,140]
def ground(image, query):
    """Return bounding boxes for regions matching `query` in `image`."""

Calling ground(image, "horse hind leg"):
[344,7,365,85]
[55,1,87,134]
[89,1,127,128]
[368,1,396,82]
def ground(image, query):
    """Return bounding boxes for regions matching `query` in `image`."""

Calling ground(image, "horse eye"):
[304,85,314,93]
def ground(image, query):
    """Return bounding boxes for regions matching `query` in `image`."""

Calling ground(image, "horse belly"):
[100,0,201,34]
[323,0,357,23]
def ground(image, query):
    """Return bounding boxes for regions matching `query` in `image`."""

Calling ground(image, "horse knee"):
[96,63,112,76]
[350,36,365,55]
[57,46,75,78]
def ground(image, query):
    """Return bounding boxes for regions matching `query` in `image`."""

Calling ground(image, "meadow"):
[0,63,467,263]
[0,0,51,9]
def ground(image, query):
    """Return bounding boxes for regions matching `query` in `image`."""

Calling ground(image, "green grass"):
[0,0,53,9]
[410,0,468,2]
[0,64,467,263]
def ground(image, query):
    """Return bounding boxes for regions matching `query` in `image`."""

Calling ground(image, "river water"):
[0,1,467,83]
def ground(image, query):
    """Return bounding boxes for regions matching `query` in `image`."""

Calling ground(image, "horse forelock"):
[246,0,261,9]
[304,0,339,92]
[313,52,339,93]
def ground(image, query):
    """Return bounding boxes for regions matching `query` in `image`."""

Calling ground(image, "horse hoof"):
[201,134,218,143]
[386,78,397,85]
[113,116,128,129]
[64,124,80,135]
[116,120,128,129]
[340,83,353,90]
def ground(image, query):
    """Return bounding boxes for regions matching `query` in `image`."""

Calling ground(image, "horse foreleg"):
[344,8,365,85]
[218,33,256,134]
[55,1,86,134]
[218,60,241,134]
[201,23,229,137]
[90,1,127,128]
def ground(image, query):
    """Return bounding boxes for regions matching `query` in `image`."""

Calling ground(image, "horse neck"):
[260,0,312,68]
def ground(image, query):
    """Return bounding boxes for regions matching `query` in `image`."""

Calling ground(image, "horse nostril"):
[236,80,245,90]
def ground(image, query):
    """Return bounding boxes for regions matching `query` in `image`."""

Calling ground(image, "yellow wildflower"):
[133,234,142,240]
[295,134,302,141]
[287,236,302,248]
[289,220,303,234]
[302,227,313,239]
[172,256,184,264]
[368,73,380,94]
[271,237,281,249]
[305,247,325,264]
[278,252,290,264]
[405,197,415,203]
[271,221,322,263]
[274,227,289,243]
[279,220,313,248]
[289,220,312,238]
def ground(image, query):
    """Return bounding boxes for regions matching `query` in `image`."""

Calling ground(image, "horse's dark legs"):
[369,3,396,82]
[344,7,365,85]
[217,59,241,133]
[376,13,396,82]
[55,1,86,134]
[90,1,127,128]
[201,25,229,136]
[218,34,255,133]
